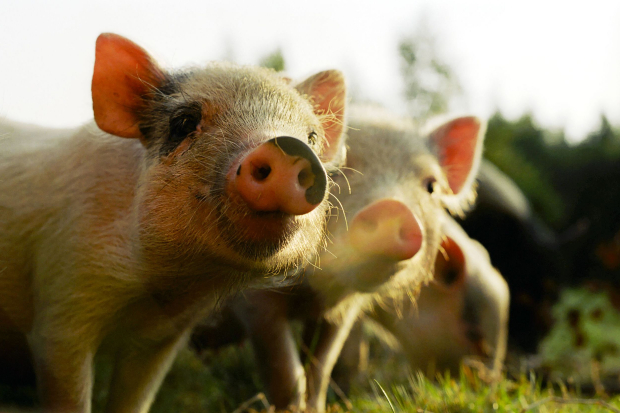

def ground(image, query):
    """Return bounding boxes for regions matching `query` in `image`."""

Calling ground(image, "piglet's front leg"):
[304,300,362,413]
[104,330,190,413]
[28,323,97,413]
[237,291,307,411]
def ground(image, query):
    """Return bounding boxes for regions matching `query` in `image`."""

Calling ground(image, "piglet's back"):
[0,121,143,330]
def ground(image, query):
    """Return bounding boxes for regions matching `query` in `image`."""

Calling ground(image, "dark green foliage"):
[484,112,620,231]
[483,113,566,225]
[540,288,620,383]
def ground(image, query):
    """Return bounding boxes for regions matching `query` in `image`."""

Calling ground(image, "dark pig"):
[0,33,346,413]
[193,107,486,412]
[458,160,564,352]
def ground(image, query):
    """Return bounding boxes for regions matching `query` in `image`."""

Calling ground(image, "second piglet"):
[375,215,510,377]
[0,33,346,413]
[193,106,485,412]
[334,214,510,392]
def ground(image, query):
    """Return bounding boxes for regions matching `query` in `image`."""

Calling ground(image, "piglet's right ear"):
[430,117,485,193]
[92,33,166,140]
[434,236,466,290]
[295,70,347,163]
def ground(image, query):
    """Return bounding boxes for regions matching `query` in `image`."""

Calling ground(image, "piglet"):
[335,214,509,389]
[0,33,346,413]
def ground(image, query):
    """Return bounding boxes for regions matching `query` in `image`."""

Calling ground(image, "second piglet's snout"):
[348,199,423,260]
[231,137,328,215]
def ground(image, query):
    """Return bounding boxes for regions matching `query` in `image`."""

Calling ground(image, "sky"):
[0,0,618,142]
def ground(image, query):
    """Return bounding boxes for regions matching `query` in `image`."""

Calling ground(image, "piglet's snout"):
[232,137,328,215]
[349,199,423,260]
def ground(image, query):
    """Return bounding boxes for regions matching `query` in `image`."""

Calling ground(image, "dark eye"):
[169,104,202,144]
[170,111,200,141]
[424,177,438,194]
[308,131,318,145]
[160,104,202,157]
[170,116,198,139]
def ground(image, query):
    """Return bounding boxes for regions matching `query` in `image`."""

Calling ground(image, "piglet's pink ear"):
[92,33,166,139]
[296,70,347,163]
[430,117,485,196]
[435,236,466,289]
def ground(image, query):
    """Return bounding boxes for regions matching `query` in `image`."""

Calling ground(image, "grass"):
[352,369,620,413]
[3,342,620,412]
[145,343,620,413]
[4,286,620,413]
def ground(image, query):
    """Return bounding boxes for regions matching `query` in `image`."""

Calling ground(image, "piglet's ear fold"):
[296,70,347,163]
[430,117,485,209]
[434,236,466,290]
[92,33,166,140]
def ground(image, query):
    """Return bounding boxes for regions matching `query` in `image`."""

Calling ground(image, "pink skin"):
[230,140,318,215]
[348,199,423,261]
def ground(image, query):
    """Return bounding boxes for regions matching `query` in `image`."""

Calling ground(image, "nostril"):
[250,163,271,182]
[297,167,315,189]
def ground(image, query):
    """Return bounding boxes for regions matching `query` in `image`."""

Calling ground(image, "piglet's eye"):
[308,131,318,145]
[160,103,203,156]
[424,177,438,194]
[169,103,202,143]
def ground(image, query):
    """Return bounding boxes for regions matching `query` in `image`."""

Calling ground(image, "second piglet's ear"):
[429,117,485,211]
[295,70,346,163]
[435,236,466,290]
[92,33,166,140]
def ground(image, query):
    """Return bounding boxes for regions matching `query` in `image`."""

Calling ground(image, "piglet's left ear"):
[429,116,485,198]
[92,33,166,140]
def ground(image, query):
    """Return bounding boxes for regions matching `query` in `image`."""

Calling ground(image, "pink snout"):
[349,199,423,260]
[230,137,327,215]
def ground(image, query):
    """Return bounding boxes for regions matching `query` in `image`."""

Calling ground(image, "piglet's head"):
[90,33,347,274]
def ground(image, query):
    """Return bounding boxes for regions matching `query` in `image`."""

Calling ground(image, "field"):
[140,343,620,413]
[140,287,620,412]
[3,301,620,413]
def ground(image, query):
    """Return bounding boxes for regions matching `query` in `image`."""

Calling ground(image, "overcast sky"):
[0,0,618,142]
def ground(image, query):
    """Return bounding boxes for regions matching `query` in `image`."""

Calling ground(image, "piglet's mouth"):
[351,257,403,290]
[235,211,300,242]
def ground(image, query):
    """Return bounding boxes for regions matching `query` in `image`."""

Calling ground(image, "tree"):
[399,22,461,120]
